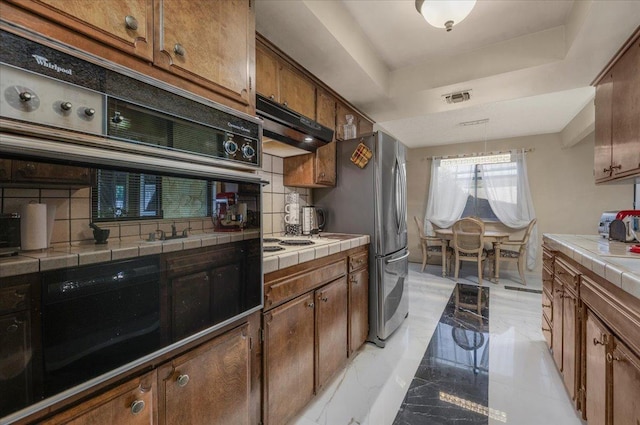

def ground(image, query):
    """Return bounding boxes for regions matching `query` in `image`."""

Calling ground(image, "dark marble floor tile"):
[394,284,490,425]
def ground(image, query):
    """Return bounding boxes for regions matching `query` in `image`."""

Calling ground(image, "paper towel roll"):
[46,203,57,247]
[21,203,48,251]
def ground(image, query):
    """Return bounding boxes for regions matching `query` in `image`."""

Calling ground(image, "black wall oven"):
[41,256,162,397]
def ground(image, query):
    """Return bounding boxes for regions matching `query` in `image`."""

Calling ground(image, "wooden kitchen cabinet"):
[316,277,348,391]
[255,44,316,118]
[283,141,336,188]
[348,249,369,356]
[316,88,337,131]
[0,158,12,181]
[263,292,315,425]
[41,371,158,425]
[153,0,254,109]
[593,28,640,183]
[7,160,92,186]
[158,323,251,425]
[358,115,374,136]
[584,309,609,425]
[4,0,154,61]
[262,246,368,425]
[551,274,564,370]
[611,338,640,425]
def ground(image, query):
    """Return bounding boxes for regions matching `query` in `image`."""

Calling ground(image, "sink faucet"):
[171,224,177,237]
[156,229,166,241]
[182,227,191,237]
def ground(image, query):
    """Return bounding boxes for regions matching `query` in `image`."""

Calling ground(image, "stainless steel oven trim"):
[0,129,266,183]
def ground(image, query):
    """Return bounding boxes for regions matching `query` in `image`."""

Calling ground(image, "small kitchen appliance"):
[609,210,640,242]
[302,206,325,235]
[0,213,21,256]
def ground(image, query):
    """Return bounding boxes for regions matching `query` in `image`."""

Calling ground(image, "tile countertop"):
[0,231,370,278]
[0,230,260,278]
[262,234,370,274]
[543,234,640,300]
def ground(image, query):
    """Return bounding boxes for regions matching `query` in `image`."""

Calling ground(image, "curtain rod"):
[425,148,534,161]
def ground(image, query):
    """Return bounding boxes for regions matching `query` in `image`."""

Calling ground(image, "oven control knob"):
[60,101,73,111]
[224,140,238,155]
[242,144,256,159]
[19,91,33,102]
[112,112,124,124]
[84,108,96,117]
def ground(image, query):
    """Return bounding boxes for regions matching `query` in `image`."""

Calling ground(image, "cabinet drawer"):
[555,257,579,294]
[542,315,552,349]
[542,289,553,325]
[543,267,553,294]
[264,259,347,310]
[0,283,30,315]
[348,251,368,273]
[542,247,554,272]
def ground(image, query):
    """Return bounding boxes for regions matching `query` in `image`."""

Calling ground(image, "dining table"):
[433,228,510,283]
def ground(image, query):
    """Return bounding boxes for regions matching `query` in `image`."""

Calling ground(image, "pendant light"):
[415,0,477,32]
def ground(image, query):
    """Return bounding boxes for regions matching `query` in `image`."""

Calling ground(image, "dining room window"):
[461,162,518,221]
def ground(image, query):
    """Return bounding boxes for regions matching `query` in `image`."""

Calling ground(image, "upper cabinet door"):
[256,45,279,101]
[278,63,315,119]
[9,0,154,61]
[594,74,613,182]
[316,88,336,131]
[611,41,640,178]
[154,0,253,108]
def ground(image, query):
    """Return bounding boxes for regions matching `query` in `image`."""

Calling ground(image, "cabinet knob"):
[130,399,145,415]
[125,15,139,31]
[19,91,33,102]
[18,162,36,176]
[269,95,275,100]
[606,353,620,363]
[320,172,325,178]
[60,101,73,111]
[174,43,186,57]
[176,374,190,387]
[307,302,314,308]
[593,335,607,346]
[321,297,328,302]
[283,101,288,107]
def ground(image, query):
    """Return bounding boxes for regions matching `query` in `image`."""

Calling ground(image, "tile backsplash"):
[0,154,311,245]
[260,154,311,236]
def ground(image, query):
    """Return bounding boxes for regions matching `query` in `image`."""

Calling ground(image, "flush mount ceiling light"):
[415,0,477,32]
[442,90,472,104]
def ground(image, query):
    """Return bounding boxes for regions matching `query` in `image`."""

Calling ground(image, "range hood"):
[257,95,334,157]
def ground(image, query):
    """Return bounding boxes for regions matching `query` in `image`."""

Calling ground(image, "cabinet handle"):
[320,172,325,178]
[542,326,551,332]
[542,303,551,308]
[174,43,186,57]
[176,374,190,387]
[611,164,622,172]
[18,162,36,177]
[603,166,612,174]
[606,353,621,363]
[307,302,314,308]
[125,15,139,31]
[593,334,608,346]
[321,297,328,302]
[130,399,145,415]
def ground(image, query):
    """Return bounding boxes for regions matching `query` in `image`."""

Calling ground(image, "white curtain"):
[481,149,537,270]
[423,159,474,236]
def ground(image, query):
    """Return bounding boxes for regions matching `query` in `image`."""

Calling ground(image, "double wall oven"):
[0,29,264,422]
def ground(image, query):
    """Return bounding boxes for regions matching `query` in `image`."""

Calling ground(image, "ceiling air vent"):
[442,90,472,104]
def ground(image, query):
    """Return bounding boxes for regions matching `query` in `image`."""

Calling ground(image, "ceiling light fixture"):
[442,90,472,104]
[415,0,477,32]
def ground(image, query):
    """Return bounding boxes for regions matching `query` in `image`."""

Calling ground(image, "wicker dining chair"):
[414,216,452,273]
[487,218,537,286]
[452,217,488,285]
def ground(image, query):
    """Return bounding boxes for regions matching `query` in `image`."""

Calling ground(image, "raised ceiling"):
[255,0,640,148]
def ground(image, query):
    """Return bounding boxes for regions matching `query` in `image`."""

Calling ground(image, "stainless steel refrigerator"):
[315,131,408,347]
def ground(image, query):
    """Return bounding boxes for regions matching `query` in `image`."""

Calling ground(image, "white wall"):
[407,132,634,271]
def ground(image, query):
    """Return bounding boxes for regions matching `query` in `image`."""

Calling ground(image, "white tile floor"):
[291,263,584,425]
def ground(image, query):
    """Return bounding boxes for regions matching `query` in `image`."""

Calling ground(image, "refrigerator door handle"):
[394,158,402,234]
[399,161,407,233]
[386,251,410,264]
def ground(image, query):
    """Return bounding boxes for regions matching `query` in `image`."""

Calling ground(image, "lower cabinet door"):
[562,292,577,401]
[42,371,157,425]
[158,324,250,425]
[551,283,563,370]
[349,268,369,356]
[316,277,348,390]
[263,293,315,425]
[612,339,640,425]
[585,310,609,425]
